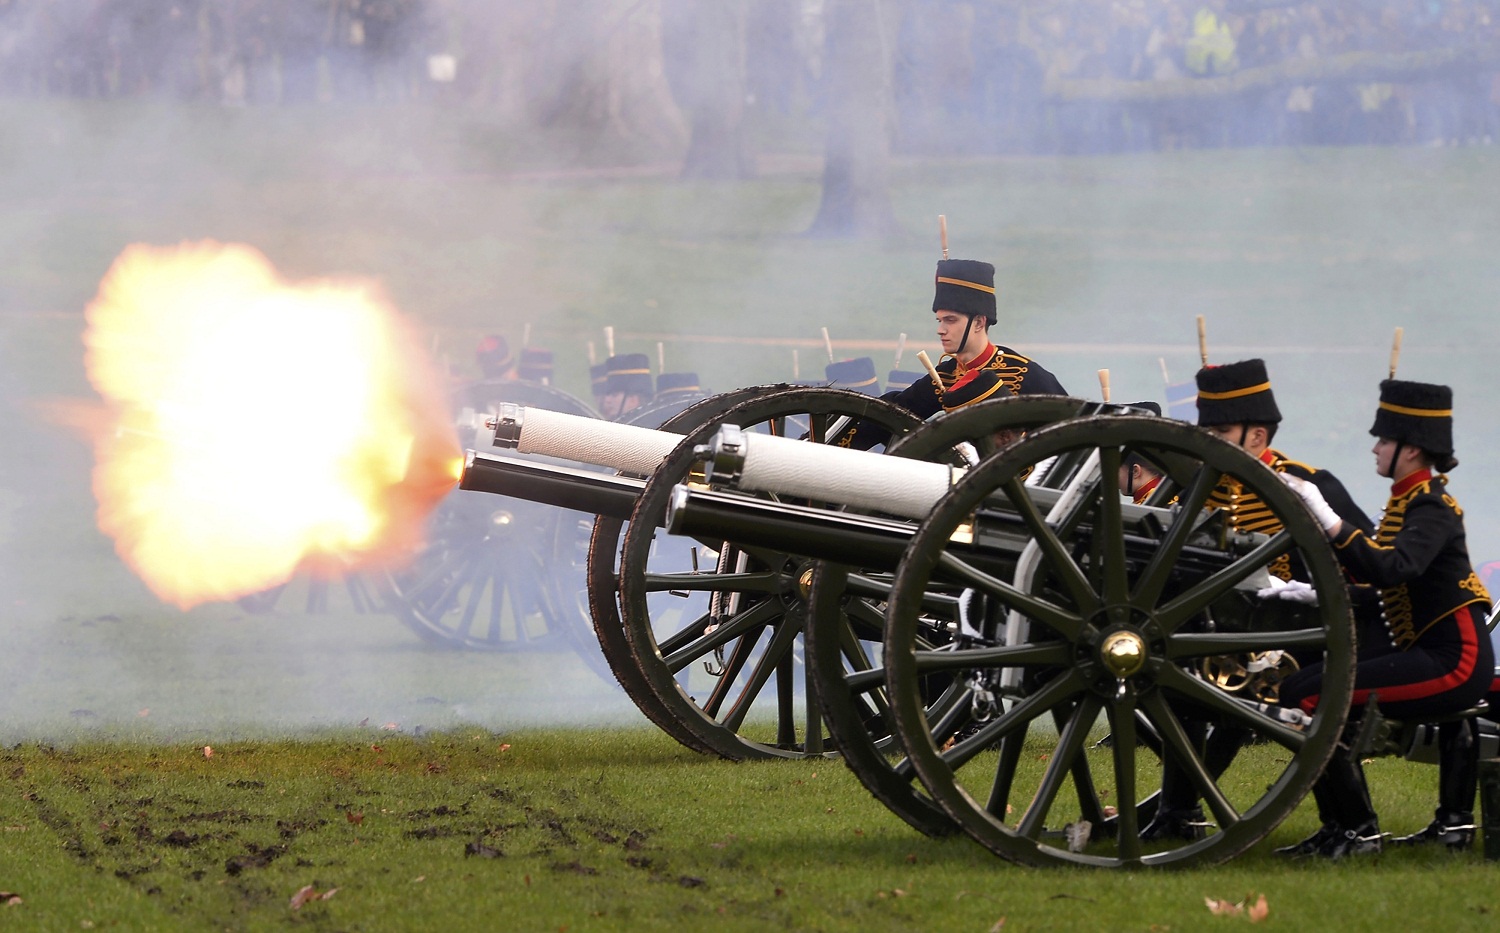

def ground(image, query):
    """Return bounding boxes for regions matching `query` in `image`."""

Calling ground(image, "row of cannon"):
[444,380,1362,868]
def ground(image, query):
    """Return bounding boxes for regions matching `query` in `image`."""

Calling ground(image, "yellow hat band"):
[936,276,996,295]
[1197,381,1271,401]
[1379,401,1452,417]
[610,368,651,375]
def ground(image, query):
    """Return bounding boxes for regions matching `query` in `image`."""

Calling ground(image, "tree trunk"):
[806,0,900,238]
[527,0,687,155]
[662,0,753,179]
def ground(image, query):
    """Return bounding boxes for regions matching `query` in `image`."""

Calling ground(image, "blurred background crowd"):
[2,0,1498,153]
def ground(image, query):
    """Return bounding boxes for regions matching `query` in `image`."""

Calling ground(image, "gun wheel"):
[614,386,922,760]
[883,415,1355,867]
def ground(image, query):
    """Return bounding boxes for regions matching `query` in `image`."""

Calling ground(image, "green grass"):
[2,730,1498,932]
[3,99,1500,929]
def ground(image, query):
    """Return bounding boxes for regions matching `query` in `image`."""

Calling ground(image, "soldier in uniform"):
[1144,359,1374,841]
[475,334,516,380]
[1118,401,1165,504]
[847,259,1065,449]
[1277,379,1493,858]
[825,357,882,396]
[601,353,654,420]
[655,371,705,404]
[589,362,610,412]
[517,347,554,384]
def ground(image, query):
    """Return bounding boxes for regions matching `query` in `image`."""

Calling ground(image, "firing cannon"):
[460,392,1360,868]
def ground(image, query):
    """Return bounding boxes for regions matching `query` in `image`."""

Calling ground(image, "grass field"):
[2,99,1500,929]
[3,729,1499,932]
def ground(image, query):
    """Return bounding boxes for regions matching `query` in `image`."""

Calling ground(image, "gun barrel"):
[460,451,644,520]
[492,405,681,475]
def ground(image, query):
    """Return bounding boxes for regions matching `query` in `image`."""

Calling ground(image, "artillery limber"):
[455,385,1381,867]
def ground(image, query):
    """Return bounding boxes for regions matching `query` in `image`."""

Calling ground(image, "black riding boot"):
[1314,746,1382,859]
[1141,721,1207,841]
[1393,718,1478,850]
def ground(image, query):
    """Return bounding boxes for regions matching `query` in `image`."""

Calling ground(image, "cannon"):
[459,390,1364,868]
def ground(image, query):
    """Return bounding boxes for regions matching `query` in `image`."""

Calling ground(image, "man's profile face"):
[935,310,980,354]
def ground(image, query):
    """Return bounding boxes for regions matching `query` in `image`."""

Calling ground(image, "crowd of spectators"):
[897,0,1500,152]
[0,0,434,104]
[3,0,1498,153]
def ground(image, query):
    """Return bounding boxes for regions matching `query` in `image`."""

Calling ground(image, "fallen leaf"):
[499,744,512,752]
[853,828,864,836]
[524,874,531,886]
[370,744,382,753]
[905,853,917,864]
[989,919,1007,933]
[1,892,22,906]
[203,746,213,759]
[1248,894,1269,923]
[414,875,426,883]
[892,888,907,897]
[774,887,785,897]
[382,722,399,731]
[289,885,319,910]
[1205,897,1243,917]
[346,811,364,826]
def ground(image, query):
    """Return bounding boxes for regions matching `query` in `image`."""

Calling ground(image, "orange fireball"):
[83,241,461,609]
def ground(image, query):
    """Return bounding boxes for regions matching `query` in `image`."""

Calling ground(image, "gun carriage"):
[458,386,1374,867]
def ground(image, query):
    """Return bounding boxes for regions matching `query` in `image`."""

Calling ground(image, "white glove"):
[1278,473,1342,534]
[1255,576,1320,605]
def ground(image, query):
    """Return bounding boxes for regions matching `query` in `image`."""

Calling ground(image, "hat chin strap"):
[1382,441,1405,480]
[954,314,978,360]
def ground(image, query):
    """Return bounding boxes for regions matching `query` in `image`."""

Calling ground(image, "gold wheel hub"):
[797,568,814,600]
[1100,630,1147,678]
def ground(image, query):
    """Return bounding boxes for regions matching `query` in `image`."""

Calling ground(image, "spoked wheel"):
[379,382,607,673]
[236,555,383,616]
[882,414,1355,867]
[579,387,769,746]
[805,396,1094,836]
[612,387,923,760]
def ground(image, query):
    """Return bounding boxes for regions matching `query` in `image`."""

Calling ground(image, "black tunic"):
[846,343,1066,450]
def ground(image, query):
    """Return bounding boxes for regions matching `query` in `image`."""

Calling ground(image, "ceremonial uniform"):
[1147,359,1370,843]
[1277,380,1493,857]
[846,259,1065,450]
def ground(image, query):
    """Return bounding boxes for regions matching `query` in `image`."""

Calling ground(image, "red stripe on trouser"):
[1298,607,1483,715]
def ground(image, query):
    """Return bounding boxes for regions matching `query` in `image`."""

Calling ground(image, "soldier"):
[825,357,882,396]
[589,362,610,412]
[1144,359,1374,841]
[1277,379,1494,858]
[517,347,554,385]
[1118,401,1165,504]
[601,353,654,420]
[847,258,1065,449]
[475,334,516,380]
[655,371,705,403]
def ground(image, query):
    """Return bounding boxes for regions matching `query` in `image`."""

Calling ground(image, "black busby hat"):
[476,334,514,378]
[886,369,926,392]
[589,363,609,397]
[1195,359,1281,426]
[933,259,997,325]
[656,372,702,396]
[942,368,1012,412]
[604,353,654,397]
[517,347,553,384]
[1371,379,1456,470]
[825,357,880,396]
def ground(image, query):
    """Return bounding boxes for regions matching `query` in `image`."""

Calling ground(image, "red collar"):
[955,343,997,374]
[1257,448,1278,467]
[1391,468,1433,498]
[1132,475,1162,504]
